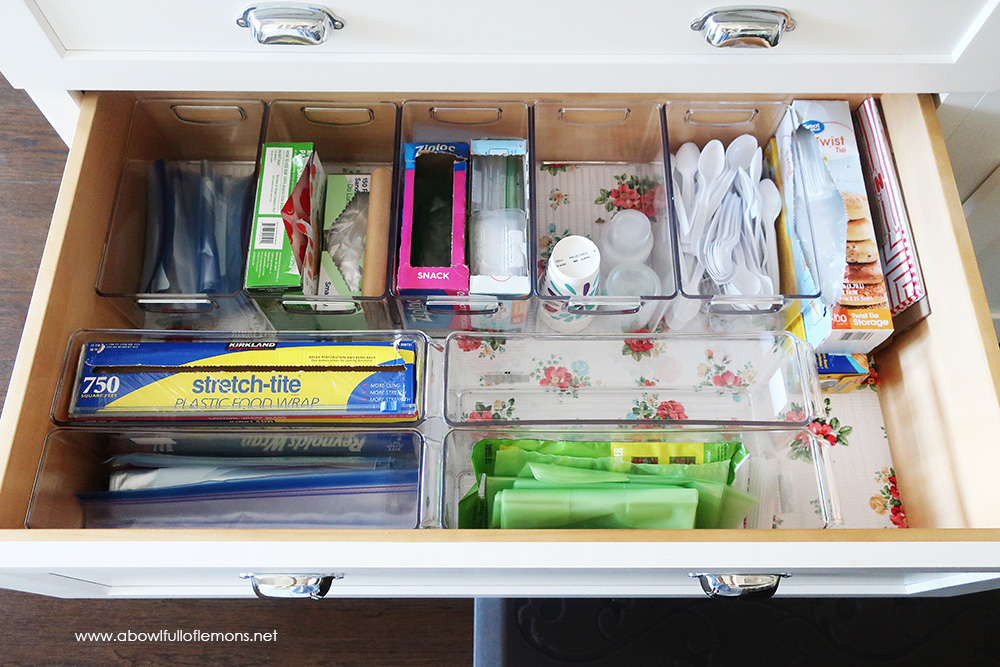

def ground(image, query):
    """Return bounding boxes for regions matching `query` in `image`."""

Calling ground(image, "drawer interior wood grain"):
[1,91,998,547]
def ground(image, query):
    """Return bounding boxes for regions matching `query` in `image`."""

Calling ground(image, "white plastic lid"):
[604,263,661,297]
[605,210,652,253]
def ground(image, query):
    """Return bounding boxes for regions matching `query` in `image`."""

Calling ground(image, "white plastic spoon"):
[758,178,783,289]
[729,238,762,296]
[750,146,763,184]
[675,142,700,215]
[712,134,757,202]
[672,178,691,239]
[687,139,725,250]
[666,255,705,330]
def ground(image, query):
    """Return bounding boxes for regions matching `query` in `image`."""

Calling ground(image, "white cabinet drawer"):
[5,2,1000,93]
[22,1,979,58]
[1,91,998,599]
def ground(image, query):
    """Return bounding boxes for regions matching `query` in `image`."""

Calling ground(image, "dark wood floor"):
[0,77,472,666]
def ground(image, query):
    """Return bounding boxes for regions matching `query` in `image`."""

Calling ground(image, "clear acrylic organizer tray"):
[27,428,427,530]
[443,331,820,429]
[436,426,841,530]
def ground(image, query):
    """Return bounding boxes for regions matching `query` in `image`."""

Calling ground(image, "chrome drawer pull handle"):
[237,4,345,46]
[690,573,789,598]
[690,6,795,48]
[240,573,343,599]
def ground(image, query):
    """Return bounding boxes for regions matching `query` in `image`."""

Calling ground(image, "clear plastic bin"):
[51,329,429,426]
[248,101,401,331]
[443,331,820,429]
[437,427,840,530]
[95,99,267,330]
[394,101,534,335]
[532,102,677,334]
[662,100,822,330]
[27,428,425,529]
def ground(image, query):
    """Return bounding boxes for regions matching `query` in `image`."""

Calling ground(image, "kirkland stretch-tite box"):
[69,339,418,422]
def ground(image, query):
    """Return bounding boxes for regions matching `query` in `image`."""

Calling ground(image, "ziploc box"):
[396,142,470,295]
[777,101,893,354]
[246,143,326,295]
[68,340,418,423]
[316,173,371,329]
[320,173,370,300]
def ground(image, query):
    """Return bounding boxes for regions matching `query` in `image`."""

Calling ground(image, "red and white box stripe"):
[856,98,926,315]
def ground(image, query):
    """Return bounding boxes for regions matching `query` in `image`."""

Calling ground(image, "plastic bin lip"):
[28,426,426,530]
[661,99,825,308]
[96,286,247,300]
[391,100,534,306]
[256,100,401,311]
[532,100,676,306]
[243,287,392,303]
[51,329,431,428]
[95,98,266,327]
[438,424,841,530]
[442,330,818,429]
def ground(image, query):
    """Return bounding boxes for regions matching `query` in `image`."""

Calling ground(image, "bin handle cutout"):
[426,296,501,315]
[429,107,503,125]
[558,107,631,126]
[706,296,784,314]
[301,107,375,126]
[281,299,362,315]
[170,105,248,125]
[685,108,759,127]
[566,298,643,315]
[136,297,218,313]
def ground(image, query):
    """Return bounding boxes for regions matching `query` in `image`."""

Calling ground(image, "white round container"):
[598,209,654,280]
[604,262,663,332]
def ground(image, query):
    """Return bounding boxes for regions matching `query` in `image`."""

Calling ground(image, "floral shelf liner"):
[536,162,667,277]
[810,387,906,529]
[447,333,811,426]
[450,333,905,529]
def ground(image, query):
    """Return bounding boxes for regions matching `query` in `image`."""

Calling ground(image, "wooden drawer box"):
[1,91,998,599]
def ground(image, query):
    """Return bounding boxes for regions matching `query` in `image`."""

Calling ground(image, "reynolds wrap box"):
[246,143,326,296]
[777,101,893,353]
[396,142,470,295]
[68,340,418,422]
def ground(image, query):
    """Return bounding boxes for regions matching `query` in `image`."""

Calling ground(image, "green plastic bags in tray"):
[458,438,757,530]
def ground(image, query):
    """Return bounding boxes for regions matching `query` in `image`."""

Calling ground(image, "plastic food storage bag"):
[79,468,419,529]
[458,438,754,530]
[106,453,395,491]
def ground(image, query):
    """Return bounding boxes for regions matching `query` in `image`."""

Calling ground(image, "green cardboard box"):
[245,142,324,293]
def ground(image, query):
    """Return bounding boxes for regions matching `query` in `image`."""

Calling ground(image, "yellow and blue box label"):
[70,340,418,422]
